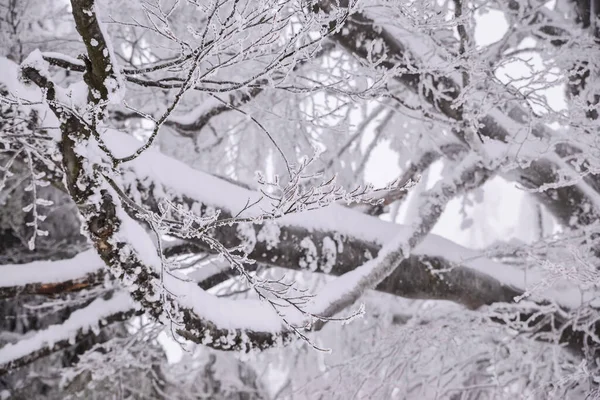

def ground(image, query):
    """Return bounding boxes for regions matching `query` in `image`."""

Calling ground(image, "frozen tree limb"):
[0,274,104,299]
[0,250,104,299]
[306,155,494,330]
[20,0,294,352]
[0,292,136,376]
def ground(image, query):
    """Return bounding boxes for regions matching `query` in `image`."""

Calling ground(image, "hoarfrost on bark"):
[321,236,337,274]
[257,222,281,250]
[299,236,318,272]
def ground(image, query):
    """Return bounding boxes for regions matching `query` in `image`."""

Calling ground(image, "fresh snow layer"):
[303,228,412,320]
[0,292,133,365]
[111,193,285,333]
[0,250,103,287]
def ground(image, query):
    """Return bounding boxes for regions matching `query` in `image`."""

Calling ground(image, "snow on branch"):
[0,250,104,299]
[14,0,505,353]
[12,51,593,305]
[15,52,600,357]
[0,291,134,375]
[6,57,589,314]
[12,0,600,359]
[301,153,495,332]
[14,0,339,352]
[71,0,124,106]
[8,52,520,332]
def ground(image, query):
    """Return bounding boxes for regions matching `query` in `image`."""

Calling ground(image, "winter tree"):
[1,0,600,398]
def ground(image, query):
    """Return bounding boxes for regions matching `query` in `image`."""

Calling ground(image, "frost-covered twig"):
[21,148,51,250]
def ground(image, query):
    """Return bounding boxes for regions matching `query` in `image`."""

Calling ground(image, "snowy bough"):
[2,0,600,398]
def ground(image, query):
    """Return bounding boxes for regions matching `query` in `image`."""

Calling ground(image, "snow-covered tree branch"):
[3,0,600,397]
